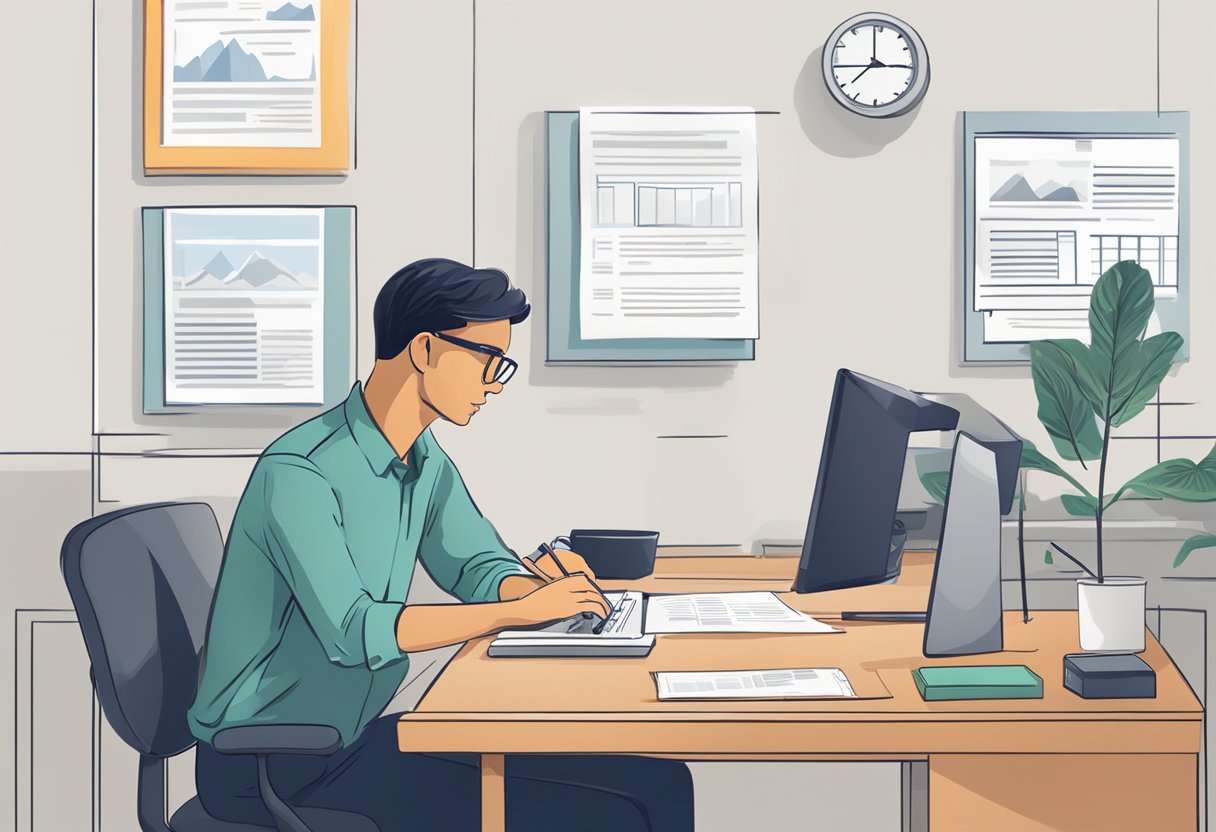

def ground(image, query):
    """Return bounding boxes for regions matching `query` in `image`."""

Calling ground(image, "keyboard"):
[564,591,642,636]
[497,591,645,639]
[488,591,652,658]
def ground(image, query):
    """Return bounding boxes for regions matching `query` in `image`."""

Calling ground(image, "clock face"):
[821,13,929,118]
[831,23,914,108]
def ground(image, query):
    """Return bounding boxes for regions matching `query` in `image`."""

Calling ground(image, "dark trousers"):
[196,715,694,832]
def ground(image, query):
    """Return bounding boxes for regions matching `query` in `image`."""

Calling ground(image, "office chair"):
[60,502,378,832]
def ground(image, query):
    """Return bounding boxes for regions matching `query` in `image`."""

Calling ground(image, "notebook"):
[913,665,1044,701]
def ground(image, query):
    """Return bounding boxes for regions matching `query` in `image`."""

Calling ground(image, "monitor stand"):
[841,433,1005,657]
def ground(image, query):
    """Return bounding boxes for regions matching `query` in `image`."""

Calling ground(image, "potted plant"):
[1026,261,1216,651]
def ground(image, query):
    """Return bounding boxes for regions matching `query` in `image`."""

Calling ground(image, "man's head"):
[373,258,529,425]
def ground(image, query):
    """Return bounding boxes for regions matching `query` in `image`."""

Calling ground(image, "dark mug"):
[553,530,660,580]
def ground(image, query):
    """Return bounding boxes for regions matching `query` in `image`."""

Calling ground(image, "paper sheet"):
[644,592,839,634]
[163,0,322,148]
[578,107,759,340]
[655,668,856,700]
[973,134,1180,344]
[164,208,326,405]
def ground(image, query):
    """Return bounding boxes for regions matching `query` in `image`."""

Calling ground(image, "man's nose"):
[485,381,505,396]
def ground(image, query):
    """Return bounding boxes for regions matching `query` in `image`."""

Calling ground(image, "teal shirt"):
[188,382,527,747]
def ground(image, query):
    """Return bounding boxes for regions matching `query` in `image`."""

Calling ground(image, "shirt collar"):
[343,382,430,477]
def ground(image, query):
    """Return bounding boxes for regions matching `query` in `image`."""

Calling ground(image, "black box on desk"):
[1063,653,1156,699]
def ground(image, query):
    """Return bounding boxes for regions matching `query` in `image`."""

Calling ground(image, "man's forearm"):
[498,574,544,601]
[394,597,532,653]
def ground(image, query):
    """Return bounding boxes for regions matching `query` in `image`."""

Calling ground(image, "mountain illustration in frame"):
[179,250,318,291]
[174,39,317,83]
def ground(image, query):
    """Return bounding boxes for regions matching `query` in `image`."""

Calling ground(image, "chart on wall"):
[577,107,760,341]
[143,206,354,411]
[163,0,322,148]
[963,112,1190,363]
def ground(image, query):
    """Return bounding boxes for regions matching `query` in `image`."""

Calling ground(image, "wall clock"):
[822,12,929,118]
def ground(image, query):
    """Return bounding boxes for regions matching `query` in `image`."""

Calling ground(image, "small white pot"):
[1077,578,1147,653]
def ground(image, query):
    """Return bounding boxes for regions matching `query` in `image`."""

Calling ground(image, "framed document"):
[962,111,1189,364]
[142,206,356,410]
[144,0,352,174]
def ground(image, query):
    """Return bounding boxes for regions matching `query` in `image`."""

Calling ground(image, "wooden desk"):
[398,552,1203,831]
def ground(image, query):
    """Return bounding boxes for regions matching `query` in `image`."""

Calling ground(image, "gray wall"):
[90,0,1216,548]
[3,1,1214,830]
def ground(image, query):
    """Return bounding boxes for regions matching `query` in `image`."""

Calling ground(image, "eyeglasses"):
[430,332,518,385]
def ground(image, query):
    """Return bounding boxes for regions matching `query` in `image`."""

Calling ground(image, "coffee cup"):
[552,529,660,580]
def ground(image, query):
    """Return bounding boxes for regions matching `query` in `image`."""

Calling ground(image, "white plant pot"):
[1077,578,1147,653]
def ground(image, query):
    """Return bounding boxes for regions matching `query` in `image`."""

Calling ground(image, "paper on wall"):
[578,107,760,340]
[974,135,1180,344]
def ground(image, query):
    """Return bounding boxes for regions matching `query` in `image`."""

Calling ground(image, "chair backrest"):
[61,502,225,758]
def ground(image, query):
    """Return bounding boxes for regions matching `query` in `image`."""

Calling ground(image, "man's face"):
[418,319,512,426]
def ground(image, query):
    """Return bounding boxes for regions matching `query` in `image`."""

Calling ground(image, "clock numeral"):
[872,99,878,106]
[835,41,844,48]
[851,27,858,35]
[877,25,884,32]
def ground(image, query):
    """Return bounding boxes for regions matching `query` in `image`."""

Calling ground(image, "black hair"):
[373,258,530,360]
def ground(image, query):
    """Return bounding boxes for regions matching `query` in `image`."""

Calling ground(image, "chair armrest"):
[211,724,342,756]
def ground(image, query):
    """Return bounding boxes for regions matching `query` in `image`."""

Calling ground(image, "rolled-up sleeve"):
[260,457,407,671]
[418,460,528,603]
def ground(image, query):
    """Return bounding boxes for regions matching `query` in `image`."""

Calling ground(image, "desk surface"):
[398,551,1202,759]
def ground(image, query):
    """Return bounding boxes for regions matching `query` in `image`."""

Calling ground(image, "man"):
[189,258,693,831]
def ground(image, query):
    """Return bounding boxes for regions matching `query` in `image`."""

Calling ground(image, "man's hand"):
[532,548,598,582]
[507,574,613,626]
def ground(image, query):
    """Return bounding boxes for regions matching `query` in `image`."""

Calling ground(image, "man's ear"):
[407,333,431,375]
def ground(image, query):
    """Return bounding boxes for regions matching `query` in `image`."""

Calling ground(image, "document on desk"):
[655,668,856,700]
[578,107,759,340]
[644,592,839,634]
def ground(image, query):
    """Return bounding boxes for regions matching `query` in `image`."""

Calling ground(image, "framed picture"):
[144,0,352,174]
[142,206,356,410]
[962,111,1189,364]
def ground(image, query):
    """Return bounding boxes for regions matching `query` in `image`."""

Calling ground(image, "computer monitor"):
[921,431,1006,656]
[793,370,959,594]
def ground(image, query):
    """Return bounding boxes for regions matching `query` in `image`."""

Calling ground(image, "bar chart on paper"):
[578,107,760,341]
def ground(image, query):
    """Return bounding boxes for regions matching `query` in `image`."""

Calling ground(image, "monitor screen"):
[793,369,959,594]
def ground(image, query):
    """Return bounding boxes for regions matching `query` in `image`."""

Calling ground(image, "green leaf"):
[1113,442,1216,502]
[1049,338,1107,419]
[1174,535,1216,567]
[1108,331,1183,427]
[1061,492,1099,517]
[1087,261,1156,420]
[1029,340,1104,463]
[1044,549,1054,565]
[1019,442,1096,501]
[919,470,950,506]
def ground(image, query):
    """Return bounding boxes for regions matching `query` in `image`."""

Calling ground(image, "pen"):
[538,542,617,634]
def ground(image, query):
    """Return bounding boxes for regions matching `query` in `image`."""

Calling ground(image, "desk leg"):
[929,753,1197,831]
[480,753,506,832]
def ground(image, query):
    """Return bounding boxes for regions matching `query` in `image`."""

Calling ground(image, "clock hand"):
[872,25,876,60]
[851,66,873,83]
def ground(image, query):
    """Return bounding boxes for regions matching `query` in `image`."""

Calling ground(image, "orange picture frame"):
[144,0,351,174]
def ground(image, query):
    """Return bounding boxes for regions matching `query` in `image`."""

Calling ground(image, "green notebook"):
[913,665,1044,701]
